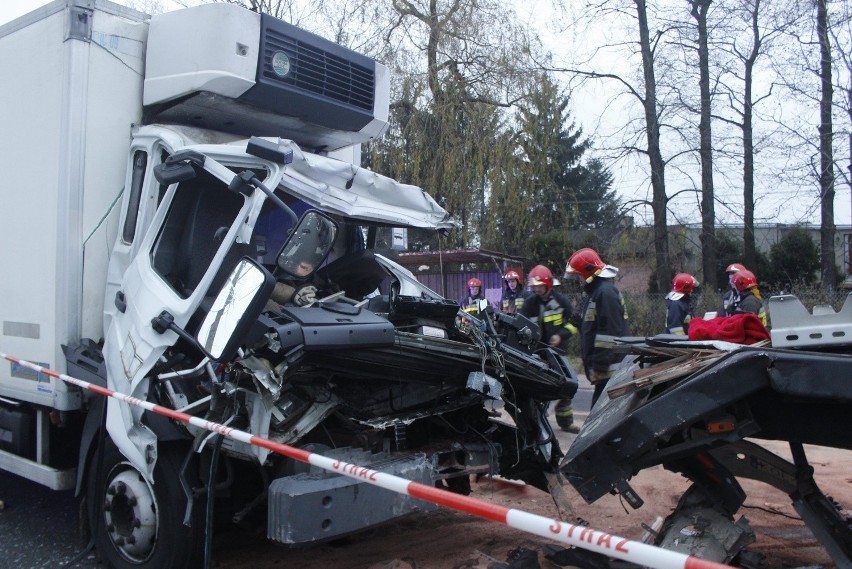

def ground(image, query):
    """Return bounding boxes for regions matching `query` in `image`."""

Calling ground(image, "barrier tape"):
[0,351,732,569]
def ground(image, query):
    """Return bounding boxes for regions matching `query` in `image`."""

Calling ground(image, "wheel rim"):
[102,462,159,563]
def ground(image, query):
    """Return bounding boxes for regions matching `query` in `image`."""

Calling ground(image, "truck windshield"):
[150,167,252,299]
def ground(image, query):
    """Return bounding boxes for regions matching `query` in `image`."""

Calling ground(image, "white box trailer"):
[0,1,149,412]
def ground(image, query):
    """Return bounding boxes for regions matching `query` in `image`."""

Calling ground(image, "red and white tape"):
[0,351,732,569]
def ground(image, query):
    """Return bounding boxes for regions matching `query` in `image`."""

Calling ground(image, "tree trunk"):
[816,0,836,289]
[691,0,716,286]
[848,86,852,284]
[635,0,669,292]
[742,0,761,270]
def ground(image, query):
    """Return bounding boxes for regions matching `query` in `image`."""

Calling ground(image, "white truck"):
[0,1,577,568]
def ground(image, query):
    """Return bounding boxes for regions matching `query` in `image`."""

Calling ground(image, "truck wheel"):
[87,441,203,569]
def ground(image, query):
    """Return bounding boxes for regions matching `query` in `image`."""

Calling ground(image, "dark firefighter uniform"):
[460,293,488,315]
[521,291,578,430]
[578,277,630,406]
[733,290,767,326]
[665,296,693,335]
[501,286,528,314]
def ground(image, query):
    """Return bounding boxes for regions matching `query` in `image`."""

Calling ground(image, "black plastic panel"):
[561,348,852,504]
[240,15,377,135]
[276,303,394,350]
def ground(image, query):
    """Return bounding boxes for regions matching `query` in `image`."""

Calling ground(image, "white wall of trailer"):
[0,0,148,408]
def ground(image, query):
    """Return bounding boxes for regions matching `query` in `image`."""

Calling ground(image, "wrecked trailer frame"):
[560,295,852,567]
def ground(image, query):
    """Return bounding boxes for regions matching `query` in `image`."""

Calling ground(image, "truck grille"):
[261,28,375,112]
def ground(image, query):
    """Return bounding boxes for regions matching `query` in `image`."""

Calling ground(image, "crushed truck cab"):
[0,2,577,567]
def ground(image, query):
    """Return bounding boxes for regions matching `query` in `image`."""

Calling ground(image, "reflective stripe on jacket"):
[665,297,692,335]
[460,294,487,314]
[520,291,576,351]
[501,289,527,314]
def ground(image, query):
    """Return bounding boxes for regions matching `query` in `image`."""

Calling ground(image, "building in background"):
[397,248,527,306]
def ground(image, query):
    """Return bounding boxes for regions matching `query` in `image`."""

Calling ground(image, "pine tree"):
[485,74,619,262]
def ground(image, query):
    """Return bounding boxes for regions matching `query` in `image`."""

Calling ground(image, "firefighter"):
[719,263,747,317]
[665,273,699,335]
[520,265,579,433]
[731,269,767,326]
[564,248,630,407]
[501,269,528,314]
[460,277,489,315]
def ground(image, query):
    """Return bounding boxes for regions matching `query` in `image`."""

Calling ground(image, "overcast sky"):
[0,0,184,24]
[4,0,850,227]
[0,0,50,22]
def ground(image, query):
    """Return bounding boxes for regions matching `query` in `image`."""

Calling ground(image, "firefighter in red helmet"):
[460,276,489,315]
[665,273,699,335]
[719,262,747,317]
[501,269,528,314]
[520,265,579,432]
[730,269,767,326]
[565,248,630,408]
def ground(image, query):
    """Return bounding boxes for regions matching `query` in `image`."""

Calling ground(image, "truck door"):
[102,152,280,474]
[103,137,168,337]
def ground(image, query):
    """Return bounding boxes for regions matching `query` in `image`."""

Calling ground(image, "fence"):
[416,271,506,306]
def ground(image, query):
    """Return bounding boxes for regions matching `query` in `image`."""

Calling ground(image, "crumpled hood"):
[281,140,455,231]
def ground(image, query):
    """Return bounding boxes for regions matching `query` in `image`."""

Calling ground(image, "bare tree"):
[547,0,672,291]
[685,0,718,286]
[816,0,837,288]
[729,0,761,270]
[714,0,771,268]
[375,0,545,246]
[708,0,807,270]
[833,5,852,251]
[637,0,672,291]
[737,0,760,270]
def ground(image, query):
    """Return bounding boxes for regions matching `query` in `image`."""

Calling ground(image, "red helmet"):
[527,265,553,291]
[565,248,606,282]
[671,273,698,295]
[732,269,758,292]
[467,277,482,289]
[504,270,521,282]
[725,263,747,274]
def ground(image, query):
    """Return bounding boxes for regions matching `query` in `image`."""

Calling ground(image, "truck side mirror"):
[275,211,338,280]
[196,257,274,361]
[153,150,206,185]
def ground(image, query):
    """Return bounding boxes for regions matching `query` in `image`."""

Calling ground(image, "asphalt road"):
[0,378,594,569]
[0,471,103,568]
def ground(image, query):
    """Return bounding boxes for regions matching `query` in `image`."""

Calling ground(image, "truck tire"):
[87,441,203,569]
